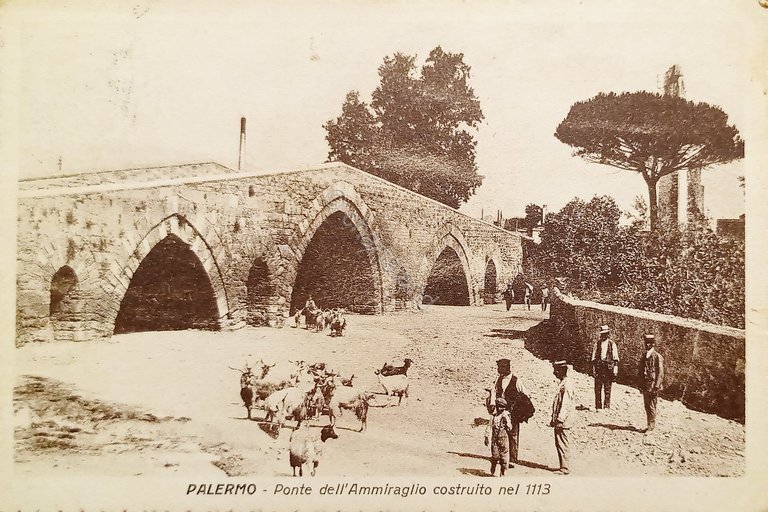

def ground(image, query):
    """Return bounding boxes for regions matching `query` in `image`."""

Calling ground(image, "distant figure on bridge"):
[502,284,515,311]
[639,334,665,432]
[523,284,532,311]
[591,325,619,410]
[540,285,549,312]
[487,358,535,468]
[549,360,574,475]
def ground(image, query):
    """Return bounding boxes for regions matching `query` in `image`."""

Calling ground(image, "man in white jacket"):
[550,360,574,475]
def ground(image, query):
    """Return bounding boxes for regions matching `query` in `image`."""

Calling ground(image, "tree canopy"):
[555,91,744,230]
[324,47,484,208]
[535,196,644,291]
[527,195,744,328]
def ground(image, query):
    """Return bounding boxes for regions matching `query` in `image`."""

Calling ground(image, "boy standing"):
[485,397,514,476]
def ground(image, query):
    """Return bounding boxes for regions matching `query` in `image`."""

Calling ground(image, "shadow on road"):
[334,425,364,433]
[449,451,558,474]
[447,450,490,462]
[257,422,280,438]
[588,422,644,433]
[514,459,559,472]
[485,328,529,340]
[457,467,492,477]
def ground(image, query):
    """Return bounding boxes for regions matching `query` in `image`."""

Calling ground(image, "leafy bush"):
[528,196,744,328]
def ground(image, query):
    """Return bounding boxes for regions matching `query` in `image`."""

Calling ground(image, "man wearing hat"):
[550,361,574,475]
[487,358,534,467]
[591,324,619,410]
[639,334,665,432]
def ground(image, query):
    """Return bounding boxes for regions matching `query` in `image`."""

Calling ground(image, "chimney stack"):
[238,117,246,170]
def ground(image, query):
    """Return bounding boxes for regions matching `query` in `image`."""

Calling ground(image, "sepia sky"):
[1,0,761,221]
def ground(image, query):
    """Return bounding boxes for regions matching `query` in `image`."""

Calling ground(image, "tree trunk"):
[647,178,659,232]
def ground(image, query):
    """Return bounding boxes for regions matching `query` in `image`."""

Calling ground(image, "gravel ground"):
[14,304,744,477]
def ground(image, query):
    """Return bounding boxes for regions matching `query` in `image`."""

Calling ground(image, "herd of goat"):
[292,306,348,336]
[235,357,413,476]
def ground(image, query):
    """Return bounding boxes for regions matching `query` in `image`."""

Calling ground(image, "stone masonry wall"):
[16,162,522,345]
[548,289,745,422]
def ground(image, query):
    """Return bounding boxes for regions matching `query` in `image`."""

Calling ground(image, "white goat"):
[323,378,373,431]
[289,423,338,477]
[375,371,409,406]
[265,380,320,428]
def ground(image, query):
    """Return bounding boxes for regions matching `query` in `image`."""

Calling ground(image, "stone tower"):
[656,65,705,229]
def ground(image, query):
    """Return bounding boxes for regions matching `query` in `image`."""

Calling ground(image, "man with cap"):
[550,360,574,475]
[639,334,665,432]
[484,397,515,476]
[487,358,534,467]
[591,324,619,410]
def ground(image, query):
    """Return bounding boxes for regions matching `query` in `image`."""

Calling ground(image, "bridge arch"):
[286,182,384,314]
[482,249,504,305]
[111,213,230,334]
[423,225,475,306]
[484,259,498,304]
[17,238,103,342]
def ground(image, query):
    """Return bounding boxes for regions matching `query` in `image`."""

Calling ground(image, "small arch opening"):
[484,260,498,304]
[395,267,419,310]
[246,257,274,326]
[50,265,78,319]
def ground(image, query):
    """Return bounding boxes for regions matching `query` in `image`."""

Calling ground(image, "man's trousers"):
[594,371,614,409]
[554,427,569,471]
[507,422,520,463]
[643,390,658,430]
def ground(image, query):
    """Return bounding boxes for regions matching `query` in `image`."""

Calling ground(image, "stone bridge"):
[16,162,523,344]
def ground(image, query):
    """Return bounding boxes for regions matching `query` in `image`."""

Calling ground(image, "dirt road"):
[14,304,744,477]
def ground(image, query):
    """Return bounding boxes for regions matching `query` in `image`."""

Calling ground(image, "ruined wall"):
[657,172,679,229]
[16,162,522,345]
[548,289,745,422]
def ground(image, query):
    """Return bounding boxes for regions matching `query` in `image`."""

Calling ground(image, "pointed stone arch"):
[17,238,102,342]
[285,182,384,314]
[423,224,476,306]
[107,213,230,333]
[484,259,498,304]
[246,254,276,326]
[50,265,78,317]
[482,248,504,305]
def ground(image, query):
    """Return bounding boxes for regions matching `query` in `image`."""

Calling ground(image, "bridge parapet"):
[546,288,744,422]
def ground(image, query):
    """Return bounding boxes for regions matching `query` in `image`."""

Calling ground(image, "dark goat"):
[379,358,413,377]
